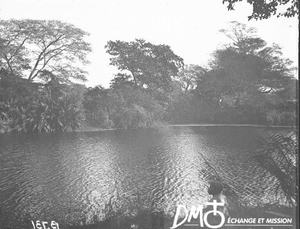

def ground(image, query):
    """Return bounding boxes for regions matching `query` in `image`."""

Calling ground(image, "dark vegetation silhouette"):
[222,0,299,20]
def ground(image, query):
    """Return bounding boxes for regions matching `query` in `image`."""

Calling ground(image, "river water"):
[0,126,294,228]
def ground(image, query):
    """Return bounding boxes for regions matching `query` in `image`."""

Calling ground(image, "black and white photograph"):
[0,1,298,228]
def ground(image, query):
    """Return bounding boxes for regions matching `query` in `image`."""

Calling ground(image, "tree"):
[0,19,91,82]
[176,64,206,91]
[105,39,184,93]
[217,22,296,97]
[194,22,297,124]
[222,0,299,20]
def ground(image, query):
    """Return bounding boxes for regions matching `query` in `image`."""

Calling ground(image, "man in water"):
[205,180,229,228]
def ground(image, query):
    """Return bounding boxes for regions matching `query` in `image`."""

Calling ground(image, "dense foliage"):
[0,19,90,132]
[0,69,85,132]
[169,22,297,125]
[222,0,299,20]
[0,20,298,133]
[84,84,166,129]
[105,39,184,93]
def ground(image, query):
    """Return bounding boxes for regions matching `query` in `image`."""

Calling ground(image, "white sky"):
[0,0,298,87]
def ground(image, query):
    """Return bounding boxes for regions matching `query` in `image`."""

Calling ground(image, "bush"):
[83,85,165,129]
[0,71,83,133]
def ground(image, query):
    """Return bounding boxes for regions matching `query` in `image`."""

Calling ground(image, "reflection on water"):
[0,126,294,228]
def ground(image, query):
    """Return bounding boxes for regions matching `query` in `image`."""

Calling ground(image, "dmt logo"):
[171,200,225,229]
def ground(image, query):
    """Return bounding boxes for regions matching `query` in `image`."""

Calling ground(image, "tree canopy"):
[197,22,295,100]
[0,19,91,132]
[0,19,91,82]
[222,0,299,20]
[105,39,184,92]
[176,64,206,91]
[192,22,297,124]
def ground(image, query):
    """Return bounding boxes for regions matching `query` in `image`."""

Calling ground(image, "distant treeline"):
[0,20,298,133]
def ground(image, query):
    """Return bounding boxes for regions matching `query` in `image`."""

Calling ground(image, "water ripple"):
[0,127,293,227]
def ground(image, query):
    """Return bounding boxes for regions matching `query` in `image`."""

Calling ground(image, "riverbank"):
[77,123,295,133]
[168,123,295,128]
[0,122,295,134]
